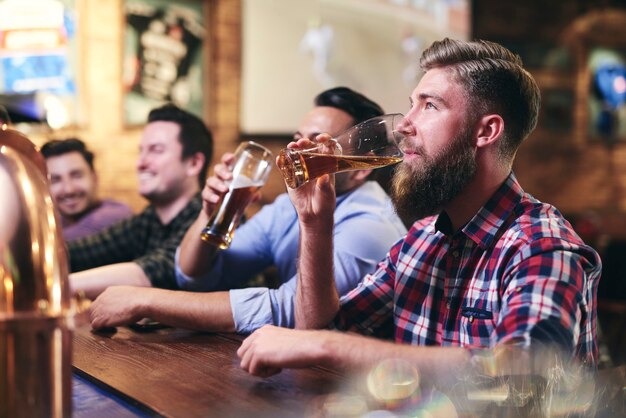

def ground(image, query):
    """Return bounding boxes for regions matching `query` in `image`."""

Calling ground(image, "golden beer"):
[201,181,261,249]
[198,141,272,247]
[277,149,403,189]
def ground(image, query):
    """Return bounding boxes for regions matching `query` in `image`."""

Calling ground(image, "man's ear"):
[186,152,206,177]
[475,114,504,148]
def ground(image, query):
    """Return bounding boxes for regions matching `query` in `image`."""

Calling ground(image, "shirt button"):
[468,316,474,323]
[446,301,451,309]
[452,250,460,258]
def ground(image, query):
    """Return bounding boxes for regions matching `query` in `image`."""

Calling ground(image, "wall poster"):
[123,0,205,126]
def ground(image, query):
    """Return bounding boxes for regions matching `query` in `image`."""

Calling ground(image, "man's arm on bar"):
[237,325,471,382]
[89,286,235,332]
[70,263,151,300]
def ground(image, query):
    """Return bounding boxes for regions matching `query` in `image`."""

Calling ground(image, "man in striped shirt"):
[237,38,602,384]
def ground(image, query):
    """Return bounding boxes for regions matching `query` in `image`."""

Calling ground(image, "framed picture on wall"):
[123,0,205,125]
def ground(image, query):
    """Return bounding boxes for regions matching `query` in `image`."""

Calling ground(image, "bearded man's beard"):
[390,129,477,225]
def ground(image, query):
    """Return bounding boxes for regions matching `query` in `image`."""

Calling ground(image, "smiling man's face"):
[47,151,98,219]
[136,121,190,203]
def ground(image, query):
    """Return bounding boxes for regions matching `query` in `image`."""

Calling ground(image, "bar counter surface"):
[72,322,341,418]
[71,318,626,418]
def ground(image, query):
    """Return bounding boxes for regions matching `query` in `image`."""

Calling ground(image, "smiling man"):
[41,138,133,240]
[68,104,212,299]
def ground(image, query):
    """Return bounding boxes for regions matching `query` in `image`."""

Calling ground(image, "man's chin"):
[139,190,169,204]
[138,185,155,198]
[60,205,91,219]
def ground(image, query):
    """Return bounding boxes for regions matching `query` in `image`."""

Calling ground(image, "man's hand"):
[202,152,262,217]
[283,135,337,228]
[89,286,148,329]
[201,152,235,215]
[237,325,330,378]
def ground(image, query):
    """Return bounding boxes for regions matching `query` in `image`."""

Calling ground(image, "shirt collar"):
[432,172,523,249]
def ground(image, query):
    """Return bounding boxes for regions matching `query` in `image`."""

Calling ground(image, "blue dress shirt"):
[175,181,407,333]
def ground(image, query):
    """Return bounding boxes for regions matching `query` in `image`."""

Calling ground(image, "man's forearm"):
[142,290,236,332]
[178,214,219,277]
[294,222,340,329]
[70,262,151,299]
[238,326,471,384]
[320,332,472,384]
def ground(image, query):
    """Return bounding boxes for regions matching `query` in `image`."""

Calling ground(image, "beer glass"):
[200,141,273,249]
[276,113,405,189]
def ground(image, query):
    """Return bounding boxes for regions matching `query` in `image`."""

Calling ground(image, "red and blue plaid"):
[336,173,602,366]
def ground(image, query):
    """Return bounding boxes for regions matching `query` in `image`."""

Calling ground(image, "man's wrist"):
[137,288,156,318]
[299,218,334,236]
[315,330,339,367]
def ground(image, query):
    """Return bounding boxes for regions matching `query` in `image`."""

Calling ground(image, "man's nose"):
[397,115,415,135]
[60,179,77,194]
[136,153,147,170]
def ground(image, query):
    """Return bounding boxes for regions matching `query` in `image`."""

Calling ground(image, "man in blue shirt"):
[88,87,407,333]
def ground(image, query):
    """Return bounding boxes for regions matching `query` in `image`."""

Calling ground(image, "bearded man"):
[235,38,602,386]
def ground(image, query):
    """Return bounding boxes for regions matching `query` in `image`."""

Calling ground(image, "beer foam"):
[230,174,265,189]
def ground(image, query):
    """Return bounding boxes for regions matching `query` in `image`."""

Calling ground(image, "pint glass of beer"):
[200,141,273,249]
[276,113,405,189]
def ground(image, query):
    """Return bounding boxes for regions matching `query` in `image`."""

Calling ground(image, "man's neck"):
[443,168,509,232]
[153,188,197,225]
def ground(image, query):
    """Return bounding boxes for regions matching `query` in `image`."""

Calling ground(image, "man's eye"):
[425,102,435,109]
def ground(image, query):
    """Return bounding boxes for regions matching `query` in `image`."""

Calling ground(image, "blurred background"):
[1,0,625,365]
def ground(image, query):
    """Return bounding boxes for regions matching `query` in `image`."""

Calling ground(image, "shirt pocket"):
[460,306,496,348]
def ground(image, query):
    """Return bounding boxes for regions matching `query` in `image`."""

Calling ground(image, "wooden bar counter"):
[72,323,342,418]
[71,320,626,418]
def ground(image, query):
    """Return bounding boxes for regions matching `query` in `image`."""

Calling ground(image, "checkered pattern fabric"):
[67,195,202,289]
[336,174,602,366]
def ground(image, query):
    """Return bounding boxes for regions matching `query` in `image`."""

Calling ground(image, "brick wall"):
[474,0,626,239]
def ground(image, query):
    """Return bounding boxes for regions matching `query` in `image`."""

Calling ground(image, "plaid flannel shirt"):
[67,194,202,289]
[336,173,602,366]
